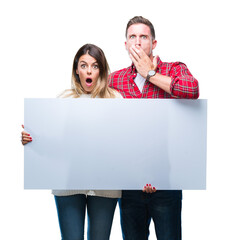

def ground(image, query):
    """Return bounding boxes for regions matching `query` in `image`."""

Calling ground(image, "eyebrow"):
[128,34,149,38]
[79,60,98,64]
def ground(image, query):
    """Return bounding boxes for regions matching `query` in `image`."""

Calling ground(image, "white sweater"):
[52,91,122,198]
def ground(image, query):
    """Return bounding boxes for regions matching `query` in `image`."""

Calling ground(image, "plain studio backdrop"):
[0,0,227,239]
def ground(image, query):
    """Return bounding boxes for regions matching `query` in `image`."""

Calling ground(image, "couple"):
[22,16,199,240]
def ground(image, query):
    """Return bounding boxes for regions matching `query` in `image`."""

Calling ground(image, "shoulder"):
[112,89,123,98]
[158,57,188,71]
[158,57,191,76]
[108,66,131,80]
[57,90,91,98]
[58,89,74,98]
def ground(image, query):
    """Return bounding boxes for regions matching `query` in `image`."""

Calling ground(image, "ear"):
[152,40,157,50]
[76,69,79,75]
[125,41,128,51]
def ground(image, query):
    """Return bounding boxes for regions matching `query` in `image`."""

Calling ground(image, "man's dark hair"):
[125,16,156,40]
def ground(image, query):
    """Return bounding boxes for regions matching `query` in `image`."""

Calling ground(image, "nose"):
[87,66,92,75]
[135,36,141,47]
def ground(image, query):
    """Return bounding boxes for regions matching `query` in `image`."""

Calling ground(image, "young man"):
[108,16,199,240]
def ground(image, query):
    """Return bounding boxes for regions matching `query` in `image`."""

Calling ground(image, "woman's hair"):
[60,44,117,98]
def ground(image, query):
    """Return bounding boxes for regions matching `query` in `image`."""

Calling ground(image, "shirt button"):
[132,84,135,87]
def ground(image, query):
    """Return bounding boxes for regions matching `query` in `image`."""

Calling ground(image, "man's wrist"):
[146,70,156,81]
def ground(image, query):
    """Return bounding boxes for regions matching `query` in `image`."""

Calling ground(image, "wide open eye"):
[141,35,147,40]
[93,64,99,69]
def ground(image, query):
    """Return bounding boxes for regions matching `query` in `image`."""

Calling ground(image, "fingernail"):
[146,184,148,186]
[149,184,151,186]
[28,134,30,136]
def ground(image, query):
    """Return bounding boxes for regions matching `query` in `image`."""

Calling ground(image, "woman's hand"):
[143,184,156,193]
[21,125,32,145]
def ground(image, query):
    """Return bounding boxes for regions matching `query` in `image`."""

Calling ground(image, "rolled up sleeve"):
[170,62,199,99]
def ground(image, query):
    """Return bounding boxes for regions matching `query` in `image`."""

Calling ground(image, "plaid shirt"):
[108,56,199,99]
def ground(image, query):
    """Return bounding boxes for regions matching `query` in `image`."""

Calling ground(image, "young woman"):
[22,44,122,240]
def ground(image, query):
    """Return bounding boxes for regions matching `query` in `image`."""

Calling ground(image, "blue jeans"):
[119,190,182,240]
[54,194,118,240]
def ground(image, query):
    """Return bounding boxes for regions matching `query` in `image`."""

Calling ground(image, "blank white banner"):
[24,99,207,190]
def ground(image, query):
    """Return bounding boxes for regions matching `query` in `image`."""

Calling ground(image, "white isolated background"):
[0,0,227,239]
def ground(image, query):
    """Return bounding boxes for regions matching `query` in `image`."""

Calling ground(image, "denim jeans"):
[54,194,118,240]
[119,190,182,240]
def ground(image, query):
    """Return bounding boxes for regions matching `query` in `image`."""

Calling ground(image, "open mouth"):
[85,78,93,86]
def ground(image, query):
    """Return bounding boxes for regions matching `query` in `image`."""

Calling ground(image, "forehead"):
[79,54,97,63]
[127,23,152,37]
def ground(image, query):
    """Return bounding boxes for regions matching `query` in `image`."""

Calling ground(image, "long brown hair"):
[61,44,117,98]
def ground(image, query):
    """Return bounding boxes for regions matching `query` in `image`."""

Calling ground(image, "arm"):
[130,45,199,99]
[168,62,199,99]
[148,72,172,95]
[148,62,199,98]
[129,45,172,95]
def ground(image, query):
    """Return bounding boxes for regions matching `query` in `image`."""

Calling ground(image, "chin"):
[84,88,93,93]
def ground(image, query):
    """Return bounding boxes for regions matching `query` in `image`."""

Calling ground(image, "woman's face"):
[76,54,100,93]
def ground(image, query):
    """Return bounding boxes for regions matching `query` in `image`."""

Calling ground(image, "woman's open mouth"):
[85,78,93,86]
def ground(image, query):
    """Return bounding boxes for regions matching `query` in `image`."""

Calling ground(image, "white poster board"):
[24,99,207,190]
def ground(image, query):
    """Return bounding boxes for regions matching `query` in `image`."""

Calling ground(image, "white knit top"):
[52,90,122,198]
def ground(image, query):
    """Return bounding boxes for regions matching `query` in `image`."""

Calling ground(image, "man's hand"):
[129,45,158,79]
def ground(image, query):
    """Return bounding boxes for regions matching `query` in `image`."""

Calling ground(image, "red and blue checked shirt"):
[108,56,199,99]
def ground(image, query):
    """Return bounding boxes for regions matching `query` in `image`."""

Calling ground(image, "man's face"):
[125,23,157,57]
